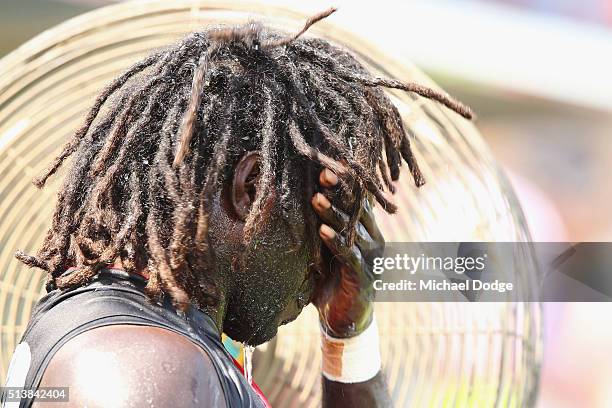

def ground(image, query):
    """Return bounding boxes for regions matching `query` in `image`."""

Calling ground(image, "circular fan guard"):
[0,1,542,406]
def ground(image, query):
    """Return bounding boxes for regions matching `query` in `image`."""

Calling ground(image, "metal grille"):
[0,1,542,406]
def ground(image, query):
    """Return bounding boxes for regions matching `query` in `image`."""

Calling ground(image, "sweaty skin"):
[37,158,390,407]
[37,326,226,408]
[313,168,392,408]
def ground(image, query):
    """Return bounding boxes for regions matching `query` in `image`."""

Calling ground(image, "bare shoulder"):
[36,325,227,408]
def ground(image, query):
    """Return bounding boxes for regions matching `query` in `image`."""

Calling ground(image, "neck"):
[118,258,230,337]
[199,296,228,336]
[199,267,232,336]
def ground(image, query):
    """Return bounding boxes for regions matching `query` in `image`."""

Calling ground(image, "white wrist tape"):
[320,316,382,383]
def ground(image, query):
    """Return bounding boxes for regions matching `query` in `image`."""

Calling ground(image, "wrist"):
[320,314,382,383]
[319,301,374,338]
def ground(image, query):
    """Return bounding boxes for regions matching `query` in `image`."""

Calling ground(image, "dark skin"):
[313,168,392,408]
[38,153,391,407]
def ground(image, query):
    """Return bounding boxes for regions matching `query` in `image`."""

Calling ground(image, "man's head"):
[17,9,472,345]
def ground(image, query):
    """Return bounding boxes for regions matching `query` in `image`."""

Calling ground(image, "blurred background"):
[1,0,610,406]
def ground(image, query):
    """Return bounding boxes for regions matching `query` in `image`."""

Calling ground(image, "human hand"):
[311,168,385,338]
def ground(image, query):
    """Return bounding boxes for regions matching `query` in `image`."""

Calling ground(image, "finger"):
[354,222,378,254]
[319,168,338,188]
[313,194,378,254]
[359,198,384,243]
[312,193,349,233]
[320,225,374,290]
[319,224,362,272]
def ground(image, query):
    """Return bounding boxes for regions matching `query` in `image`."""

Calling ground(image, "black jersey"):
[0,268,267,408]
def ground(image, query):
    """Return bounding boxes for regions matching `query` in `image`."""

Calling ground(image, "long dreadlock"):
[15,8,473,310]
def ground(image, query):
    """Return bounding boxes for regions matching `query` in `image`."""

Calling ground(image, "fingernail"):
[320,224,335,240]
[315,193,331,210]
[324,169,338,185]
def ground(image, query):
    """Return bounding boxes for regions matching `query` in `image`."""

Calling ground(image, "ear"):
[231,151,260,221]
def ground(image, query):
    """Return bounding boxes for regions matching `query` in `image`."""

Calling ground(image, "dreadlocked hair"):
[16,8,473,310]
